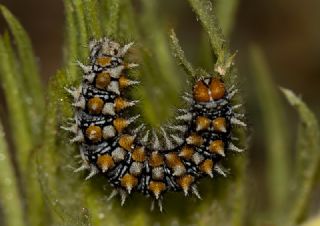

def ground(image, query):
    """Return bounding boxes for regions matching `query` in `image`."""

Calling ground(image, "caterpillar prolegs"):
[64,38,245,211]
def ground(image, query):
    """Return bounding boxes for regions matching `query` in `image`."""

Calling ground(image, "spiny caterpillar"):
[63,38,246,211]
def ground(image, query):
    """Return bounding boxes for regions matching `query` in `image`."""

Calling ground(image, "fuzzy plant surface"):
[0,0,319,226]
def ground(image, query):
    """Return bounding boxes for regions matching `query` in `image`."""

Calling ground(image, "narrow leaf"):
[0,5,44,116]
[250,45,289,219]
[281,88,320,224]
[0,36,33,169]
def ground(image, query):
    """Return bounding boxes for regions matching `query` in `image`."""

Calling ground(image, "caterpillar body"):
[64,38,245,211]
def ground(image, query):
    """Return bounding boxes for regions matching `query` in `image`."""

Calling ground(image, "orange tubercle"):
[177,175,194,195]
[165,153,183,168]
[148,181,166,199]
[85,125,102,143]
[96,56,111,67]
[199,159,214,177]
[195,116,211,131]
[209,78,225,100]
[186,134,204,146]
[149,152,164,167]
[193,80,211,102]
[212,117,227,133]
[209,140,225,156]
[87,97,104,114]
[96,154,115,172]
[179,146,195,160]
[118,134,135,151]
[114,97,130,112]
[121,174,138,193]
[132,146,146,162]
[95,72,111,89]
[113,118,129,133]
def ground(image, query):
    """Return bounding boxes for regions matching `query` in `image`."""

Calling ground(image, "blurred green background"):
[0,0,320,226]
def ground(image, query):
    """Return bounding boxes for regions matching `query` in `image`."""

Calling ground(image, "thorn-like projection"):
[182,95,193,103]
[160,127,175,150]
[141,130,150,144]
[61,124,78,134]
[65,86,82,100]
[231,117,247,127]
[72,96,86,109]
[234,113,245,119]
[168,125,187,133]
[77,61,91,73]
[128,114,140,124]
[107,81,120,95]
[170,134,184,145]
[228,143,244,153]
[232,104,242,110]
[125,63,139,69]
[158,199,163,212]
[85,165,99,180]
[120,42,134,56]
[119,75,140,89]
[74,163,89,172]
[227,88,238,99]
[176,112,192,121]
[119,189,128,206]
[115,97,139,112]
[214,165,227,177]
[132,123,145,134]
[152,131,161,150]
[107,189,118,201]
[70,131,84,143]
[191,185,202,199]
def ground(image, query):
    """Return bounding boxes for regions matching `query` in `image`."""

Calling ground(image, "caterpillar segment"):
[65,38,245,211]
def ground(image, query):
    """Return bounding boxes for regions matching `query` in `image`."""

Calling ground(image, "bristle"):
[152,131,161,150]
[160,127,174,150]
[228,143,244,152]
[214,165,227,177]
[70,131,84,143]
[120,42,134,56]
[85,166,99,180]
[107,189,118,201]
[231,117,247,127]
[77,61,91,73]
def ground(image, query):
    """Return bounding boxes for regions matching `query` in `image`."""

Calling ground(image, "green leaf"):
[0,5,44,119]
[0,35,33,170]
[0,122,25,226]
[281,88,320,224]
[250,45,289,221]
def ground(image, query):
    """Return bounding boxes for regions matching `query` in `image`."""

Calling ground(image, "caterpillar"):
[63,38,245,211]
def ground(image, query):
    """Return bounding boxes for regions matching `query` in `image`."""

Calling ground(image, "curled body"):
[64,38,245,211]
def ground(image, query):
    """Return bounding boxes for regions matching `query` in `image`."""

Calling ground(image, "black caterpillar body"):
[64,38,245,211]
